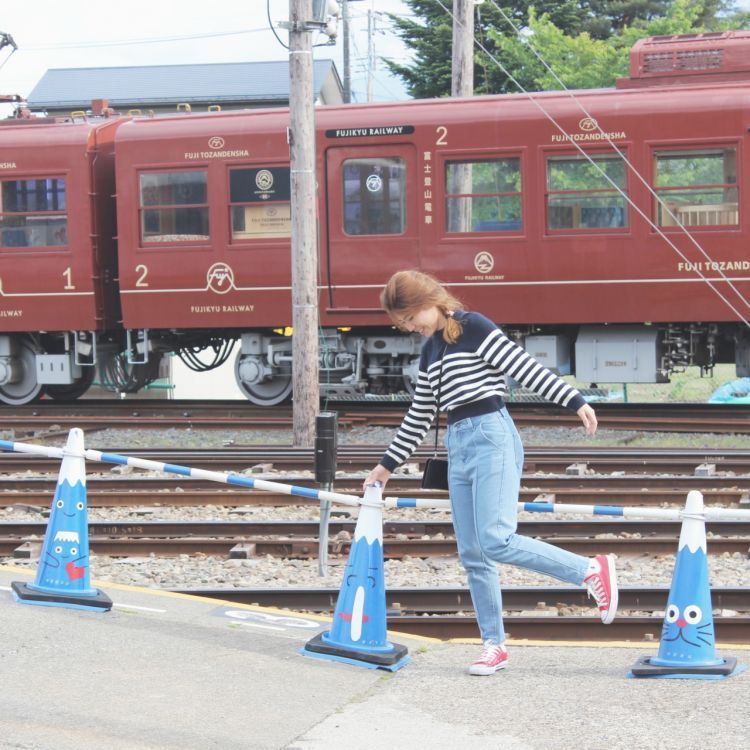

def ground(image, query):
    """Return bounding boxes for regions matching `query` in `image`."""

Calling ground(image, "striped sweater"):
[380,310,586,471]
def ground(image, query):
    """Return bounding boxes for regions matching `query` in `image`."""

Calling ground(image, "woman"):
[364,270,617,676]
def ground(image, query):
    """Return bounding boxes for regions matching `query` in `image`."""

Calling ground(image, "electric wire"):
[177,339,236,372]
[434,0,750,329]
[0,46,15,72]
[267,0,290,50]
[486,0,750,321]
[22,28,269,51]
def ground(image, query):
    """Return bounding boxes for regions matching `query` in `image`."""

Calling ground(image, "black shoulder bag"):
[421,347,449,490]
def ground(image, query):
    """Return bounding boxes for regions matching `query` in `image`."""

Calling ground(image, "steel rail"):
[1,479,749,508]
[168,584,750,613]
[1,400,750,433]
[3,444,750,474]
[165,585,750,642]
[4,518,750,557]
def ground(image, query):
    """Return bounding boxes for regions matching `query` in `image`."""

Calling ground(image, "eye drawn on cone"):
[662,602,712,649]
[38,529,87,587]
[54,494,85,518]
[206,262,235,294]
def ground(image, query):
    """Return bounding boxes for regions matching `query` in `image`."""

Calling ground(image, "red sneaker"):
[468,643,508,676]
[584,554,618,624]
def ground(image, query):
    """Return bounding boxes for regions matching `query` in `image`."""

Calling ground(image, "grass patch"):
[565,363,741,403]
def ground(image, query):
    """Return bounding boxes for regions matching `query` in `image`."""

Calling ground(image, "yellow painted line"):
[0,564,439,643]
[18,565,747,651]
[449,637,750,651]
[3,564,745,649]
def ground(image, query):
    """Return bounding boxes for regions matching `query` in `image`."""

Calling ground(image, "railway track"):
[1,472,749,508]
[3,445,750,475]
[2,400,750,434]
[168,585,750,642]
[2,434,747,644]
[4,518,750,557]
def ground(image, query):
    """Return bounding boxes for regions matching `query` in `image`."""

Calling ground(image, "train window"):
[342,158,405,235]
[654,148,738,227]
[139,171,209,243]
[0,178,67,248]
[445,159,521,233]
[229,167,291,240]
[546,155,627,230]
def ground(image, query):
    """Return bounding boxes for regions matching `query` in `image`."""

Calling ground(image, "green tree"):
[383,0,750,97]
[494,0,746,91]
[383,0,603,98]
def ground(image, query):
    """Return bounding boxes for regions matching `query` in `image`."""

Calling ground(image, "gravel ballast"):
[2,423,749,600]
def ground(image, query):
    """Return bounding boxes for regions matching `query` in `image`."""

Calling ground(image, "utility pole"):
[342,0,351,102]
[288,0,320,447]
[448,0,475,232]
[451,0,474,97]
[366,8,375,103]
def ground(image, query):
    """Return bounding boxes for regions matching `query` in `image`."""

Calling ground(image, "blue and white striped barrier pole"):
[2,437,750,520]
[0,438,360,508]
[385,495,750,520]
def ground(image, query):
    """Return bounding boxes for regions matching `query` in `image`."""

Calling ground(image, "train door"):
[325,145,419,312]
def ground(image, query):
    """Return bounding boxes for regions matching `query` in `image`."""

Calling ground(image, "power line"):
[434,0,750,329]
[487,0,750,325]
[21,28,270,51]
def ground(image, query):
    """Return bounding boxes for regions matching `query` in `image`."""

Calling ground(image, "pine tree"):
[382,0,749,98]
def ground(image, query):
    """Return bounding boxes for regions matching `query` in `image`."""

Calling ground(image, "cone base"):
[12,581,112,612]
[301,631,410,671]
[630,654,740,679]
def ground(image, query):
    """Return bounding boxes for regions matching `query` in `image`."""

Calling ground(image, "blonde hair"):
[380,270,464,344]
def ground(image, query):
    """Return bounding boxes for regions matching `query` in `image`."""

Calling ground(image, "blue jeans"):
[445,409,589,645]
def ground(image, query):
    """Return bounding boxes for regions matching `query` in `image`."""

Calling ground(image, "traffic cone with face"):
[12,428,112,611]
[301,483,409,670]
[630,491,745,679]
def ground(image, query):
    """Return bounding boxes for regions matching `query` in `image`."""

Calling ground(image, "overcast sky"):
[0,0,414,114]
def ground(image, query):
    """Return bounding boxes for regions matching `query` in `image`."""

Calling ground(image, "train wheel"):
[234,355,292,406]
[44,366,95,401]
[0,339,43,405]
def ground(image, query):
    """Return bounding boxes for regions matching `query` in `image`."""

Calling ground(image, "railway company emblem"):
[208,136,225,149]
[579,118,598,132]
[474,251,495,274]
[365,174,383,192]
[206,262,235,294]
[255,169,274,191]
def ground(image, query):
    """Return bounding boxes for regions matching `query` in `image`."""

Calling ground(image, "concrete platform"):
[1,563,749,750]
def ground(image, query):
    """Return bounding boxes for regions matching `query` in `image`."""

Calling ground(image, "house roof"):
[27,59,342,109]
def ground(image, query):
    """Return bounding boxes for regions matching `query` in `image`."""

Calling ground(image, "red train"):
[1,32,750,405]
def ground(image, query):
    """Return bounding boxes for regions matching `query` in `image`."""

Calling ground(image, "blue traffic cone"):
[12,428,112,612]
[301,483,410,670]
[631,490,745,679]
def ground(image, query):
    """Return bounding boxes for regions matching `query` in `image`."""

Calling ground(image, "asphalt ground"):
[1,564,748,750]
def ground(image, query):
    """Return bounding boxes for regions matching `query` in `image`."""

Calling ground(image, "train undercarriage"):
[0,322,743,406]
